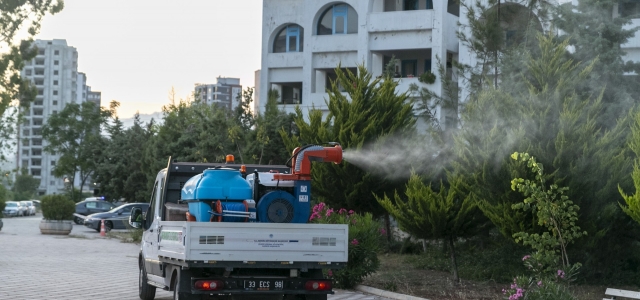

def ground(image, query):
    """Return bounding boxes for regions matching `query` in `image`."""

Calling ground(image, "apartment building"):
[194,77,243,111]
[17,39,98,195]
[258,0,460,128]
[258,0,640,128]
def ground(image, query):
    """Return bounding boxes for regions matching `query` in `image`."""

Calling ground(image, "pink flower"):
[537,281,542,287]
[325,208,334,217]
[380,228,387,235]
[350,239,359,246]
[327,270,333,277]
[557,269,565,279]
[522,255,531,261]
[348,210,355,215]
[338,208,347,214]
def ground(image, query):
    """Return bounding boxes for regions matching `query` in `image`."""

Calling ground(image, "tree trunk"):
[384,213,392,244]
[449,236,460,283]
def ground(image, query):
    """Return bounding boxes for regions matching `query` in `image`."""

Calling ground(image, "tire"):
[139,263,156,300]
[74,216,82,224]
[105,221,113,232]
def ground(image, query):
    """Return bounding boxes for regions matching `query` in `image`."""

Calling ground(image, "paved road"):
[0,215,387,300]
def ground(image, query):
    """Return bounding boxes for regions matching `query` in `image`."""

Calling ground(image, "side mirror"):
[129,207,143,229]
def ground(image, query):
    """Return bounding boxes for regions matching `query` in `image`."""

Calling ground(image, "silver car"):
[3,201,21,217]
[20,201,36,216]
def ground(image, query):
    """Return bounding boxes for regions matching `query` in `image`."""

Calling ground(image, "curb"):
[355,285,430,300]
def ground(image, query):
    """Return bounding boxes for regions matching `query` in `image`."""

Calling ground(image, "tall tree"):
[0,1,63,159]
[12,167,38,200]
[41,100,115,194]
[553,0,640,128]
[378,173,483,283]
[94,113,154,203]
[252,89,294,165]
[280,65,416,217]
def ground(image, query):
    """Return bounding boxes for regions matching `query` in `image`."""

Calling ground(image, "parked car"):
[32,200,41,212]
[84,203,149,232]
[74,200,115,224]
[16,201,27,217]
[20,200,36,216]
[3,201,21,217]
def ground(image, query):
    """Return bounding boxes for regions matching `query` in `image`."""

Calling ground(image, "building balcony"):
[367,10,435,33]
[310,34,358,53]
[266,52,304,68]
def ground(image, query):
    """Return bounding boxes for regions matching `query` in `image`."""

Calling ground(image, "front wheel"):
[105,221,113,232]
[139,263,156,300]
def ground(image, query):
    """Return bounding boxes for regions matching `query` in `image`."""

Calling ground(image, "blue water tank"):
[181,168,252,222]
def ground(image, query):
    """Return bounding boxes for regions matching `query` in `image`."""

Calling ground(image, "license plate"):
[243,280,284,291]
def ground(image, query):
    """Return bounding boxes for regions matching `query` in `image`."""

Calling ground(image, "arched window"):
[273,25,304,53]
[317,3,358,35]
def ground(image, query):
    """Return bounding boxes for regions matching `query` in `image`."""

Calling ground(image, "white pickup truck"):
[131,145,348,300]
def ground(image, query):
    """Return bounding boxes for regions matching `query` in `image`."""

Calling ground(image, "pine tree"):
[280,65,416,217]
[378,172,482,283]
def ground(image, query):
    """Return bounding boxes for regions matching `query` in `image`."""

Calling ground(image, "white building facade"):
[258,0,640,127]
[258,0,460,126]
[17,39,99,196]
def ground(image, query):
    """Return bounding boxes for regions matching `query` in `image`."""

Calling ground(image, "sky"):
[33,0,263,119]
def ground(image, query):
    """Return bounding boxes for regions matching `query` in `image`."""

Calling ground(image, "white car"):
[3,201,22,217]
[20,200,36,216]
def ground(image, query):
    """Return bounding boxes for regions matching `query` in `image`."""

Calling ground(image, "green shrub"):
[41,194,75,220]
[310,203,382,288]
[418,71,436,84]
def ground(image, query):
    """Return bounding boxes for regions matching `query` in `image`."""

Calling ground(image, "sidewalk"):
[0,215,412,300]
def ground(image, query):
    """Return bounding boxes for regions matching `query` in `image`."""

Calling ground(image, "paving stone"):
[0,215,387,300]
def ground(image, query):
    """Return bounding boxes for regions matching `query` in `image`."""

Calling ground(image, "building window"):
[25,70,32,76]
[317,3,358,35]
[53,101,58,105]
[402,60,417,77]
[404,0,418,10]
[31,169,41,176]
[23,129,29,136]
[53,90,58,95]
[447,0,460,16]
[424,59,432,74]
[22,140,29,146]
[54,70,58,75]
[273,25,304,53]
[54,60,59,65]
[54,50,59,55]
[50,181,55,185]
[53,80,58,85]
[22,150,28,156]
[427,0,433,9]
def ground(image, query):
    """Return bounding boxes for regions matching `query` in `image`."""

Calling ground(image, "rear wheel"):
[105,221,113,232]
[139,263,156,300]
[74,216,83,224]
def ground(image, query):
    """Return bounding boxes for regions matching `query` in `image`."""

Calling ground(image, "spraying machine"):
[180,144,343,224]
[130,144,347,300]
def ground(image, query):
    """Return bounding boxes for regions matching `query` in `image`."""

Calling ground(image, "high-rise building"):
[17,39,99,196]
[194,77,242,111]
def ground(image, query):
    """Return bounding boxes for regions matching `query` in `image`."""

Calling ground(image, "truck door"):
[143,172,164,277]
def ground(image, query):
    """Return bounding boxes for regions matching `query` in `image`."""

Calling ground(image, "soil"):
[361,254,612,300]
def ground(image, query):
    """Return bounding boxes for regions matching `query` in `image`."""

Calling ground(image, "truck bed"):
[158,221,348,266]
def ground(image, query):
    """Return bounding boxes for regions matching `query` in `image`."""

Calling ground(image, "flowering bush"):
[502,275,575,300]
[502,256,578,300]
[310,202,382,288]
